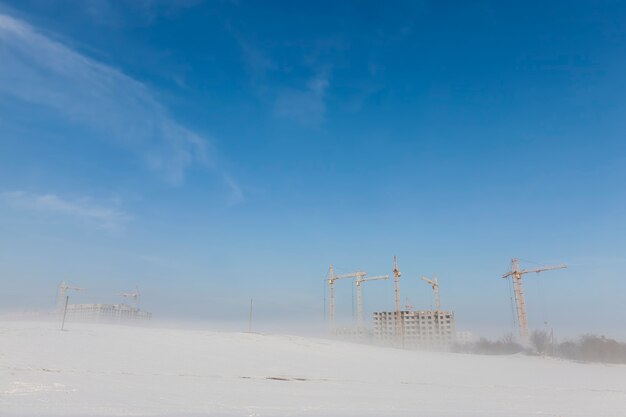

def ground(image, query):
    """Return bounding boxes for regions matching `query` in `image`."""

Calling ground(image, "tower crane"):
[117,287,140,309]
[502,258,566,339]
[327,263,366,329]
[420,273,440,310]
[56,280,85,311]
[355,274,388,329]
[392,256,403,344]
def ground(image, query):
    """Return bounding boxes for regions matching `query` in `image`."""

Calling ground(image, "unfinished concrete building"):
[56,281,152,323]
[64,303,152,322]
[373,310,456,349]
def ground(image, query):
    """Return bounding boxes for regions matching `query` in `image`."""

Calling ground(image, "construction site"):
[50,254,564,342]
[56,281,152,323]
[327,256,566,350]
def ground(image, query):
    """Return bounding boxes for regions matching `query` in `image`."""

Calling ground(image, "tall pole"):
[351,279,355,320]
[248,298,253,333]
[323,275,326,321]
[356,280,363,329]
[60,295,69,331]
[328,263,335,331]
[393,256,403,346]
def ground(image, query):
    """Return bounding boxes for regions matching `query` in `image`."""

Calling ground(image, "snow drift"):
[1,321,625,416]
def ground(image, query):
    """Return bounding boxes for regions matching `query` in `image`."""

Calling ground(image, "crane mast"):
[56,280,85,312]
[502,258,566,339]
[392,256,403,345]
[420,273,440,310]
[327,263,366,331]
[355,275,389,329]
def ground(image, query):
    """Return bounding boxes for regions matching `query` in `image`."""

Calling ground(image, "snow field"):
[1,321,625,416]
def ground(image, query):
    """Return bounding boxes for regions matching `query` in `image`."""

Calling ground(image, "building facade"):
[64,303,152,322]
[372,310,456,349]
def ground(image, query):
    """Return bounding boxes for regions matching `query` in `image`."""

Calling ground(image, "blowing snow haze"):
[1,0,626,335]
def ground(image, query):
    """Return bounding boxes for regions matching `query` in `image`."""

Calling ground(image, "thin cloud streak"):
[273,71,331,127]
[0,191,131,232]
[232,30,333,128]
[0,13,238,192]
[222,174,245,205]
[76,0,205,28]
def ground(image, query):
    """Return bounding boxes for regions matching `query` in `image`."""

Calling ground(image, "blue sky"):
[1,1,625,337]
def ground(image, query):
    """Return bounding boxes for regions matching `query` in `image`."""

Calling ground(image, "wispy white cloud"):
[0,12,239,193]
[222,173,245,205]
[59,0,205,28]
[232,29,334,129]
[273,71,330,127]
[0,191,131,232]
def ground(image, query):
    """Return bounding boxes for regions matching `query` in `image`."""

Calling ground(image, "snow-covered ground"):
[1,321,625,417]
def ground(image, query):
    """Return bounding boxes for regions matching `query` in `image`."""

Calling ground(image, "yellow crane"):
[56,280,85,312]
[420,273,440,310]
[327,263,366,329]
[502,258,566,339]
[117,287,140,309]
[355,274,389,329]
[392,256,403,344]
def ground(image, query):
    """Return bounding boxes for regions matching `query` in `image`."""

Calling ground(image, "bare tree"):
[530,330,549,355]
